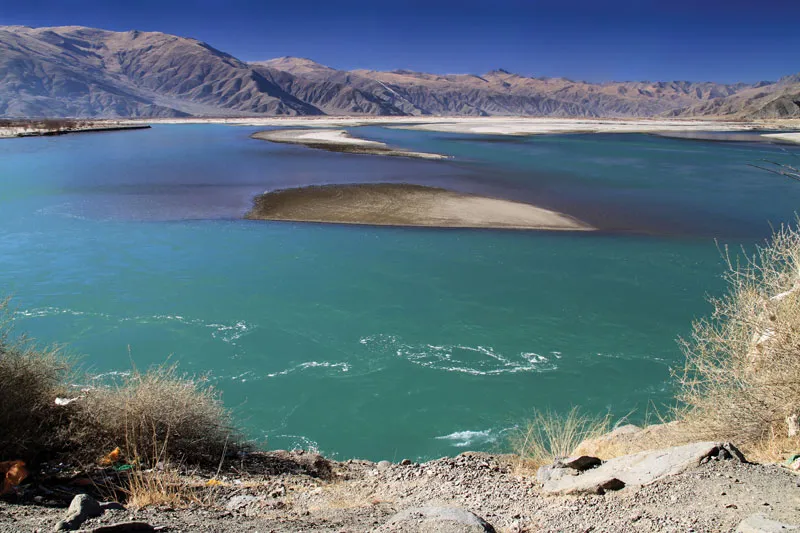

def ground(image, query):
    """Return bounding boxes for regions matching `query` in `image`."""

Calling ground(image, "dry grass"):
[0,299,243,469]
[509,407,611,473]
[0,300,72,461]
[677,223,800,461]
[71,364,241,467]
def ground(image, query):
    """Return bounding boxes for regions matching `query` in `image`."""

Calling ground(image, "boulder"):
[377,506,496,532]
[54,494,103,531]
[542,442,745,495]
[736,514,799,533]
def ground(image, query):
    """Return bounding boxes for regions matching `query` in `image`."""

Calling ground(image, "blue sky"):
[2,0,798,83]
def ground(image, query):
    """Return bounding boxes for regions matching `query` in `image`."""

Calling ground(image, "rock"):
[735,514,799,532]
[87,522,157,533]
[377,460,392,471]
[225,495,267,513]
[557,456,602,471]
[536,464,578,483]
[787,414,799,438]
[377,506,496,532]
[542,442,744,496]
[54,494,103,531]
[400,459,412,466]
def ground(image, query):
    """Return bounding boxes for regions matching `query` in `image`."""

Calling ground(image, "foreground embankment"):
[246,183,593,231]
[2,443,798,532]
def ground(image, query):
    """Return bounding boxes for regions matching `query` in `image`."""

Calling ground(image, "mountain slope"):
[258,57,753,118]
[0,25,790,119]
[0,26,321,117]
[676,75,800,119]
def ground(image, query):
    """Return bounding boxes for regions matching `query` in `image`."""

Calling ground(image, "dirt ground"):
[1,450,798,532]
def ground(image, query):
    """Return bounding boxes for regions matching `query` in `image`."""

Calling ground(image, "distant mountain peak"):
[1,24,796,119]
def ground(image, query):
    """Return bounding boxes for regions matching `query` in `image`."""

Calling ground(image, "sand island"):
[245,183,592,231]
[251,129,447,159]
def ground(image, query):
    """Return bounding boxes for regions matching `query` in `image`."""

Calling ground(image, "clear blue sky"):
[2,0,798,83]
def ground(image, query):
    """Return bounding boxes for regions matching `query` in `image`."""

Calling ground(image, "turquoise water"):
[1,125,799,460]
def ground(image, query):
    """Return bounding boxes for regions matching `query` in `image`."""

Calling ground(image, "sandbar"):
[245,183,592,231]
[0,122,150,139]
[251,129,447,159]
[762,132,800,144]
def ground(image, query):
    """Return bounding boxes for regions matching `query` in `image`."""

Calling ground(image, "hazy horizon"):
[2,0,799,84]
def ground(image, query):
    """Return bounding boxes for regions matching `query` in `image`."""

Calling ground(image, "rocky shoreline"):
[2,442,798,532]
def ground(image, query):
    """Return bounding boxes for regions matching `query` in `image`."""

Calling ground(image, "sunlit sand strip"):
[387,118,766,136]
[762,132,800,144]
[245,183,593,231]
[251,129,447,159]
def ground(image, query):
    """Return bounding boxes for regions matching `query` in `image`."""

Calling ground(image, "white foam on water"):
[266,361,351,379]
[268,434,321,454]
[359,333,558,375]
[435,426,516,448]
[15,306,255,346]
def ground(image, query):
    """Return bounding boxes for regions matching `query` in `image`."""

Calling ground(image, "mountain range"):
[1,25,798,119]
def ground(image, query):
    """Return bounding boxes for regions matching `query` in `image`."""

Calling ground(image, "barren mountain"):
[0,26,320,118]
[0,25,795,118]
[676,74,800,119]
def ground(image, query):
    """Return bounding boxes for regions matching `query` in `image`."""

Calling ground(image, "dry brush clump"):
[677,223,800,459]
[0,301,243,470]
[70,365,242,467]
[509,407,612,472]
[0,300,73,461]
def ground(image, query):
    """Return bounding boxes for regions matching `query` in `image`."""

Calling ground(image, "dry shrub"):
[677,223,800,459]
[0,300,71,461]
[72,364,241,467]
[122,463,200,509]
[509,407,611,472]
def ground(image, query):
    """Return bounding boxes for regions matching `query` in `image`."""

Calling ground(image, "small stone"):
[400,459,412,466]
[377,460,392,471]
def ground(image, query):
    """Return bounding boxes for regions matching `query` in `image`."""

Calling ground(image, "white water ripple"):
[359,334,559,375]
[15,306,255,346]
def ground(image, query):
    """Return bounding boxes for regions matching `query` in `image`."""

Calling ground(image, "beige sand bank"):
[762,132,800,144]
[386,118,766,136]
[131,116,783,135]
[0,123,149,139]
[246,183,592,231]
[251,129,447,159]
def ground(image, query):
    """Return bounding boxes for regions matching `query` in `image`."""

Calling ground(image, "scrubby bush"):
[0,301,72,461]
[71,365,241,466]
[0,300,242,467]
[509,407,611,471]
[678,223,800,458]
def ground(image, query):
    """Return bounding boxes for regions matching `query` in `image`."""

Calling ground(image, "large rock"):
[542,442,745,495]
[377,506,496,532]
[736,514,799,533]
[54,494,103,531]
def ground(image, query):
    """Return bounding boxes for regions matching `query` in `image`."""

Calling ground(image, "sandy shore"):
[246,183,592,231]
[251,129,447,159]
[0,123,150,139]
[762,132,800,144]
[386,118,769,136]
[126,116,798,135]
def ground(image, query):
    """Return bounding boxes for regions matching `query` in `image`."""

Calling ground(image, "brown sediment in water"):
[245,183,593,231]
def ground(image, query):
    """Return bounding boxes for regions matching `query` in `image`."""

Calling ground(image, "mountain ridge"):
[1,25,797,119]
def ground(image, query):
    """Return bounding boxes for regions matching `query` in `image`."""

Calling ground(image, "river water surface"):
[1,124,798,460]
